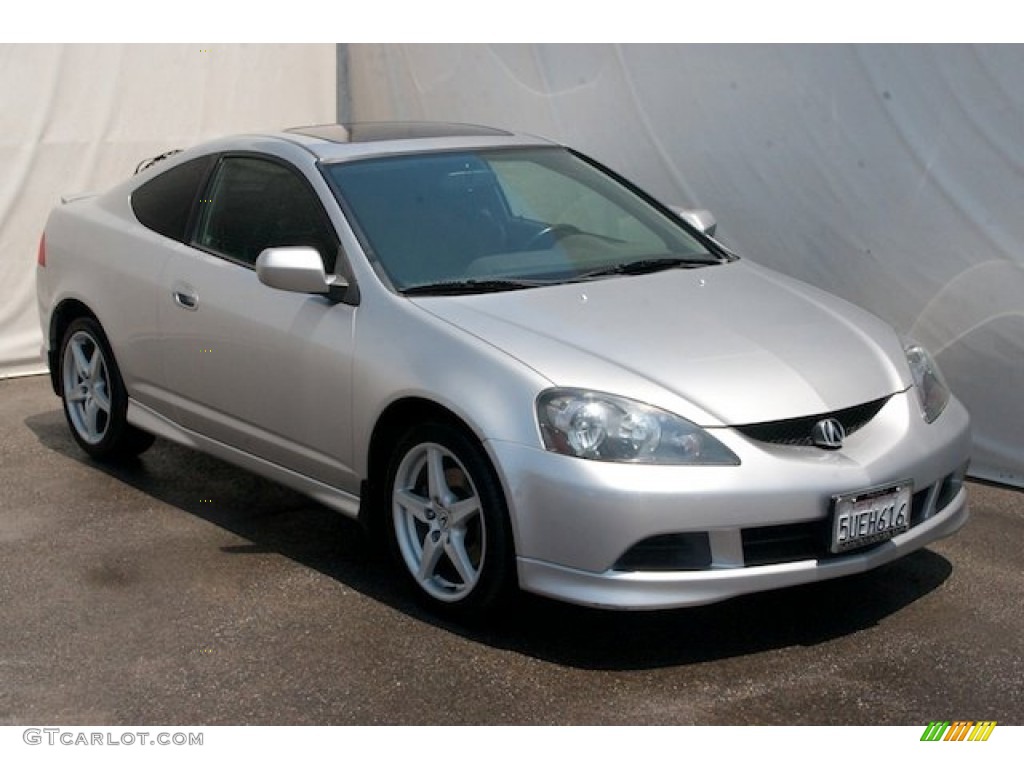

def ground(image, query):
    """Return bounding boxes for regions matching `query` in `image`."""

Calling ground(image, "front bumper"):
[517,487,967,609]
[488,391,971,610]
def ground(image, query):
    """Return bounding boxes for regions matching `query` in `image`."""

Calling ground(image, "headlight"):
[903,340,950,423]
[536,389,739,465]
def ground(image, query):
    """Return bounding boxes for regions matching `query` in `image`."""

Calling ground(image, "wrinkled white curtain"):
[348,44,1024,486]
[0,43,335,378]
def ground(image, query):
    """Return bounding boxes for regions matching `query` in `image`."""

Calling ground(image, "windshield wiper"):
[575,255,724,280]
[401,278,547,296]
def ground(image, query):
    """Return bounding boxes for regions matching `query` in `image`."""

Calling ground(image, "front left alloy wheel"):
[387,423,515,615]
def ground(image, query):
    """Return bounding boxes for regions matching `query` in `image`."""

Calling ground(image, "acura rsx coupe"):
[37,122,971,615]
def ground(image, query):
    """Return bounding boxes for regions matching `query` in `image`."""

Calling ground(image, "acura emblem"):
[812,418,846,449]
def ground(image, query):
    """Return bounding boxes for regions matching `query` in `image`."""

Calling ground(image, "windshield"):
[325,147,722,294]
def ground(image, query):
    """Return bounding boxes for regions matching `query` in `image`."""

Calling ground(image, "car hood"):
[410,260,911,426]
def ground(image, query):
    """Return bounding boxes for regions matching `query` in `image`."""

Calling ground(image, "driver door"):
[158,154,359,494]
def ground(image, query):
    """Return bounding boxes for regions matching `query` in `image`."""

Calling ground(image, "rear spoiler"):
[59,149,185,205]
[135,149,183,174]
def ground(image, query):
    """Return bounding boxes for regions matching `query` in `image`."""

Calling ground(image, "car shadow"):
[25,409,954,671]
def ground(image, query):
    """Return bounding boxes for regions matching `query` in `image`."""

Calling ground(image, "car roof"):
[288,122,513,143]
[127,123,561,185]
[275,122,558,162]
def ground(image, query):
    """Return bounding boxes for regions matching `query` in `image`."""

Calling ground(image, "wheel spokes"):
[71,338,91,378]
[393,441,487,602]
[87,346,103,379]
[444,530,479,587]
[92,380,111,413]
[63,331,113,445]
[417,532,445,582]
[83,397,102,441]
[426,446,451,503]
[394,488,432,523]
[446,496,480,528]
[66,384,89,403]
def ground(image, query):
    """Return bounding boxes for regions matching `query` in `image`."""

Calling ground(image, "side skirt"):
[126,399,362,519]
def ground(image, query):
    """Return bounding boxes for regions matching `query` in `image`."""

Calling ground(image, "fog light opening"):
[612,532,712,572]
[935,462,969,513]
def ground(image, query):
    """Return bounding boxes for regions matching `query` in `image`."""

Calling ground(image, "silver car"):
[36,123,971,615]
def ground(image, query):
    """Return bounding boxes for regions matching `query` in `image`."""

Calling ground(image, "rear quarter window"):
[131,155,217,242]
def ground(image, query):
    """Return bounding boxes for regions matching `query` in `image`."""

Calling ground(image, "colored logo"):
[920,721,997,741]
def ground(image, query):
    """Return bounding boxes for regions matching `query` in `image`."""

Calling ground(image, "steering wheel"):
[523,223,582,250]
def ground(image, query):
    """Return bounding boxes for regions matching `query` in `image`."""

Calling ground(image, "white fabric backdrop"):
[0,43,335,378]
[348,44,1024,486]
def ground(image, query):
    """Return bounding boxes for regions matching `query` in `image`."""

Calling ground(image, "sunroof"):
[287,123,512,143]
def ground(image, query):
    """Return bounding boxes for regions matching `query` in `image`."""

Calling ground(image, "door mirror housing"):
[255,247,350,302]
[670,207,717,237]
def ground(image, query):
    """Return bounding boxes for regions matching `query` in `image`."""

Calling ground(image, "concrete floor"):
[1,374,1022,725]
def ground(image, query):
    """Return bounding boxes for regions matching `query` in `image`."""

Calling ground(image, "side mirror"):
[670,207,717,237]
[255,247,349,301]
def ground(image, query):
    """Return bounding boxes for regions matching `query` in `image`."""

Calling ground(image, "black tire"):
[386,422,515,617]
[58,317,155,460]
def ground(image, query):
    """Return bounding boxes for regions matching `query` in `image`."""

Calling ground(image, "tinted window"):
[194,156,338,270]
[326,148,712,291]
[131,155,216,241]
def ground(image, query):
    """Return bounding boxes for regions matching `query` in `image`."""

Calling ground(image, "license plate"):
[830,482,912,553]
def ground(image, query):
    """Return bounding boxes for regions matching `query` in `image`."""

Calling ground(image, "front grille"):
[735,396,890,447]
[612,481,947,573]
[742,520,830,566]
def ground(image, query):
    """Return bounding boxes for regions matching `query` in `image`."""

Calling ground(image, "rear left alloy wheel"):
[387,423,515,616]
[59,317,155,460]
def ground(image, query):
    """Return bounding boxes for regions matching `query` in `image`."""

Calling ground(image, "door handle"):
[172,289,199,310]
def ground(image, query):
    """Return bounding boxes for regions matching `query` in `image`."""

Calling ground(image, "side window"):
[194,156,339,271]
[131,155,216,242]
